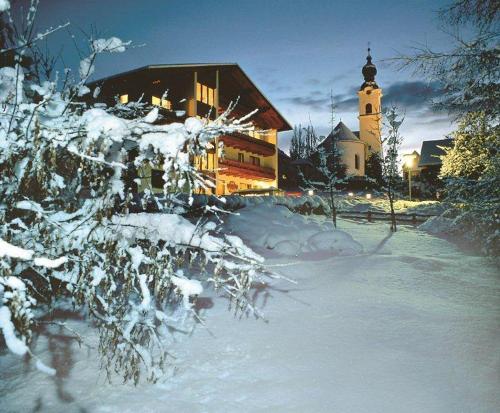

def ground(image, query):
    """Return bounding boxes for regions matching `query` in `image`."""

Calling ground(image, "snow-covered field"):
[1,204,499,413]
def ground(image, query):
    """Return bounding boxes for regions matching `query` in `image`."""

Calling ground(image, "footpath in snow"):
[0,204,499,413]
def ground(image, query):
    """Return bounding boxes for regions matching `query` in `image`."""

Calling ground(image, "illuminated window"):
[196,82,216,107]
[208,88,214,106]
[196,82,202,101]
[152,96,172,110]
[120,94,129,104]
[202,85,208,104]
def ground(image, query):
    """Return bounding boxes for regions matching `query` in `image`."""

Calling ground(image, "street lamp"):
[405,155,415,201]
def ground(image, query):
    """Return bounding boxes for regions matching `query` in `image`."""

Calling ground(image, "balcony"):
[219,132,275,157]
[218,158,275,181]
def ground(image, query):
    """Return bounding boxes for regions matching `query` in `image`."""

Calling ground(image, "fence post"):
[367,211,372,223]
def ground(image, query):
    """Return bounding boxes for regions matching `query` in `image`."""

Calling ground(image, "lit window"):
[208,88,214,106]
[120,94,128,104]
[196,82,202,101]
[196,82,215,107]
[152,96,172,110]
[202,85,208,104]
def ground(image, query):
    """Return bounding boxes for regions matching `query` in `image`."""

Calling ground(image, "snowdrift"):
[223,203,363,259]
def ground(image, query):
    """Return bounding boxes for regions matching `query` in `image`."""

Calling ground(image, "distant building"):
[418,139,454,176]
[401,139,454,199]
[289,49,383,184]
[89,63,292,196]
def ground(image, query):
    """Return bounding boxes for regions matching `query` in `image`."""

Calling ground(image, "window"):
[151,169,165,189]
[250,156,260,166]
[354,154,360,170]
[152,96,172,110]
[238,153,244,163]
[365,103,373,114]
[196,82,216,106]
[119,94,129,104]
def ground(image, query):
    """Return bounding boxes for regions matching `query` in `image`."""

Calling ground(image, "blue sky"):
[34,0,456,153]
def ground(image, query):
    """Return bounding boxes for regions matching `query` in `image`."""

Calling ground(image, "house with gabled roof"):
[88,63,292,195]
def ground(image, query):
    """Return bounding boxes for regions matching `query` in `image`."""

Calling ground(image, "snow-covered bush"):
[0,1,271,383]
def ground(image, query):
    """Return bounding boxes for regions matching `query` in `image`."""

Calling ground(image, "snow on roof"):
[418,139,454,167]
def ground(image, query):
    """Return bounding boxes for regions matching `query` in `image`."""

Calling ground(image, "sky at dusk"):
[33,0,457,153]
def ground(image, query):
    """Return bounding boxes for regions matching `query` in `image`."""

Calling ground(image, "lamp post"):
[404,155,415,201]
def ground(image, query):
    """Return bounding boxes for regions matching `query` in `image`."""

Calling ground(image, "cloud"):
[380,80,442,109]
[283,80,443,114]
[281,95,330,111]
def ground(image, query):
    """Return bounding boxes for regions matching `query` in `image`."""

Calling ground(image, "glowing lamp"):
[307,189,314,196]
[348,192,354,197]
[366,193,372,200]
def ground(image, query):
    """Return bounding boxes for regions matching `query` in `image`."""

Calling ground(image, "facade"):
[314,49,382,177]
[89,64,291,195]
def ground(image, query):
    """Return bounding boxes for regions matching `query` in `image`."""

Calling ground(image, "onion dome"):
[360,48,379,90]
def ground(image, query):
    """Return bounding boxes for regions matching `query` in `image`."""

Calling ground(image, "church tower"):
[358,48,382,157]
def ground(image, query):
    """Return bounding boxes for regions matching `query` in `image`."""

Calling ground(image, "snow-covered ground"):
[0,204,499,413]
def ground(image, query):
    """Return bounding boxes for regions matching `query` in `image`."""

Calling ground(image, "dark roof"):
[418,139,454,167]
[88,63,292,132]
[318,122,359,149]
[291,159,314,167]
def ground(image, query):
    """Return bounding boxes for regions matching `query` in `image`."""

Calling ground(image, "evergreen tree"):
[440,112,499,254]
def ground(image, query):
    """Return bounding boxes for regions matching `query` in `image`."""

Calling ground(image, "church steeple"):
[357,47,382,156]
[360,47,379,90]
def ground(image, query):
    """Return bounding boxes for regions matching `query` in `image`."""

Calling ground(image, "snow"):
[0,0,10,12]
[223,203,362,258]
[1,208,499,412]
[35,360,56,376]
[92,37,129,53]
[82,108,129,142]
[185,117,203,134]
[114,213,223,251]
[143,107,159,123]
[0,238,34,260]
[171,273,203,308]
[0,306,28,356]
[33,256,68,269]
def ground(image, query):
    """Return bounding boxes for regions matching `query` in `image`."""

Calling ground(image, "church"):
[318,49,383,176]
[280,49,383,190]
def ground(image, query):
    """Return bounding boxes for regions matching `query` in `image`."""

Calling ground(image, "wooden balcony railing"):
[218,158,275,181]
[219,132,275,157]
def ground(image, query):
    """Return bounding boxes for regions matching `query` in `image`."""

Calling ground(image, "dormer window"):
[119,94,129,104]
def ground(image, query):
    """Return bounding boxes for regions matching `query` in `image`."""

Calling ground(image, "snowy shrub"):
[0,1,273,383]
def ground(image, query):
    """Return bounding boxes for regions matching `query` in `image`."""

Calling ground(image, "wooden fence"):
[336,210,437,225]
